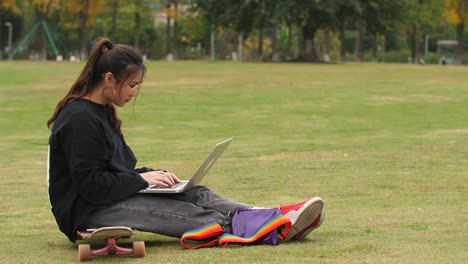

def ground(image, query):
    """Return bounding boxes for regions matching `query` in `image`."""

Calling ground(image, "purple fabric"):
[231,208,281,245]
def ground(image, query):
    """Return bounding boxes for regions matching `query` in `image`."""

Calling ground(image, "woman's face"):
[107,71,144,107]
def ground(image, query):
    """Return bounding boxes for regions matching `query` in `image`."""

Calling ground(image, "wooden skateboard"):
[76,226,145,262]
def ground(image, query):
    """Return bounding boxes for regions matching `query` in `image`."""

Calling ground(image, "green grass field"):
[0,61,467,263]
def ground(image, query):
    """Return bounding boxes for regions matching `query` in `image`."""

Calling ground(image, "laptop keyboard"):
[150,182,186,189]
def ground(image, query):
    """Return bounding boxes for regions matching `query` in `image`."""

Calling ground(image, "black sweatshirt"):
[48,99,150,242]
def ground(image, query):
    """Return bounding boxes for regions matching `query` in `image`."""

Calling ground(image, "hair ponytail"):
[47,37,146,134]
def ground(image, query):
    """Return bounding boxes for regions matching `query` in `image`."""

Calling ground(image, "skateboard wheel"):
[133,241,145,258]
[78,244,92,262]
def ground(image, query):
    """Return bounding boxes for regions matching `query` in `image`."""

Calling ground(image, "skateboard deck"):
[76,226,145,262]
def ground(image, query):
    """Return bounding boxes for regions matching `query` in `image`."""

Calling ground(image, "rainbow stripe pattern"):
[218,214,291,247]
[180,220,224,249]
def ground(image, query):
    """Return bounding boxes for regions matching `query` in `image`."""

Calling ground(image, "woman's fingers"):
[140,171,181,186]
[155,171,180,185]
[164,172,181,183]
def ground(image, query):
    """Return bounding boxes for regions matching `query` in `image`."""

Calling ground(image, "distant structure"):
[437,40,458,65]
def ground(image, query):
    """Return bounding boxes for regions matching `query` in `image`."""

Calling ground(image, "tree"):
[287,0,335,62]
[111,0,119,41]
[251,0,267,61]
[362,0,408,62]
[445,0,468,64]
[404,0,445,63]
[1,0,22,14]
[164,0,171,56]
[177,8,209,58]
[195,0,256,38]
[268,1,301,60]
[159,0,182,59]
[253,1,288,61]
[172,0,179,58]
[333,0,363,61]
[90,1,157,56]
[195,0,260,60]
[133,0,143,50]
[31,0,59,60]
[59,0,107,59]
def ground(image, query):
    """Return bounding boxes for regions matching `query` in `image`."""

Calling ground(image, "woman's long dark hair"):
[47,37,146,134]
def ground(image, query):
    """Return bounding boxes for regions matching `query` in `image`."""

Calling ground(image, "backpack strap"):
[180,221,224,249]
[218,214,291,247]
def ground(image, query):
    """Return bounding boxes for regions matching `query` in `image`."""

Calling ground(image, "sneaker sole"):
[295,207,325,240]
[284,197,324,241]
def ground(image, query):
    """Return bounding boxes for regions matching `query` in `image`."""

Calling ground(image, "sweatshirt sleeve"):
[60,112,148,206]
[135,167,166,173]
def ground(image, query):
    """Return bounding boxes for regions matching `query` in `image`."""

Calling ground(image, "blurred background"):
[0,0,467,65]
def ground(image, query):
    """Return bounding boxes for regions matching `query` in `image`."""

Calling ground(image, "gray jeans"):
[82,186,251,238]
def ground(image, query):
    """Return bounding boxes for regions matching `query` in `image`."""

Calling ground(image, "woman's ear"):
[103,72,114,87]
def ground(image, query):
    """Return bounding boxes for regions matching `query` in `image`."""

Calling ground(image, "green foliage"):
[404,0,446,28]
[289,0,336,29]
[0,0,465,63]
[178,13,210,45]
[332,0,363,30]
[194,0,258,37]
[362,0,409,34]
[91,2,157,49]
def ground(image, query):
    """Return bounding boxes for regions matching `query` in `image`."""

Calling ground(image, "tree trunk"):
[287,21,292,59]
[133,13,141,50]
[80,0,89,60]
[410,0,424,64]
[355,26,363,62]
[271,24,278,61]
[322,29,331,62]
[166,1,172,56]
[257,22,264,61]
[339,21,346,61]
[456,22,464,65]
[210,24,215,60]
[301,26,317,62]
[36,1,53,60]
[372,33,378,62]
[238,33,243,62]
[382,35,386,62]
[411,24,420,63]
[172,0,178,59]
[111,0,118,40]
[133,0,142,50]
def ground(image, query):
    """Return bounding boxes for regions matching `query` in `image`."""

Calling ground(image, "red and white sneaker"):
[280,197,324,241]
[293,206,325,240]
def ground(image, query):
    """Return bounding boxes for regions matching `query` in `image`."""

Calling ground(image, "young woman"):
[47,37,324,243]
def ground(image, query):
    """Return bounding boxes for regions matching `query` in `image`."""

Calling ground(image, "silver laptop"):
[138,138,233,194]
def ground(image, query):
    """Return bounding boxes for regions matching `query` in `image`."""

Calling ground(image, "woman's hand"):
[140,170,181,187]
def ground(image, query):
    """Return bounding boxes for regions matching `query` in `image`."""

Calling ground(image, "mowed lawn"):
[0,61,466,263]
